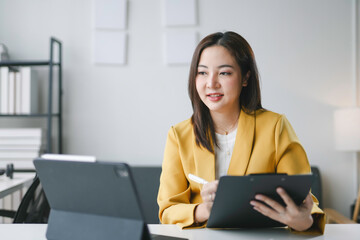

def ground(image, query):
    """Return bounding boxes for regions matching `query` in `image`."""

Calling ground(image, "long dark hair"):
[188,31,263,153]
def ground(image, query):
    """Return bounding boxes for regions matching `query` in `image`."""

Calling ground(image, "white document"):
[93,31,127,65]
[94,0,127,30]
[164,31,197,65]
[163,0,197,26]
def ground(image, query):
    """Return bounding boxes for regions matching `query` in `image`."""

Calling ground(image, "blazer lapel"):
[193,137,215,183]
[227,110,255,176]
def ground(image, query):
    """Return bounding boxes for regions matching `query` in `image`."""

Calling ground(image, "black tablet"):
[33,158,186,240]
[206,173,313,228]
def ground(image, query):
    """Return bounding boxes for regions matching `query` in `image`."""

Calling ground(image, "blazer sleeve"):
[275,115,325,234]
[157,127,198,228]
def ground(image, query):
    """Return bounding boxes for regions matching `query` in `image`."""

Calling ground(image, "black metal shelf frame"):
[0,114,59,118]
[0,37,63,154]
[0,61,60,66]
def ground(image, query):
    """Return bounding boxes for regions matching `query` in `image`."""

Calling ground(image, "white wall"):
[0,0,356,217]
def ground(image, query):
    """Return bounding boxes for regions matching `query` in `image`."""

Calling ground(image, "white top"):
[215,129,237,179]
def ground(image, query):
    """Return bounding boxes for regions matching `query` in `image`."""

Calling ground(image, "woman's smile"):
[207,93,224,101]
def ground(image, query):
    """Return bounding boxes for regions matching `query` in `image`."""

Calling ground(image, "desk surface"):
[0,224,359,240]
[0,173,35,199]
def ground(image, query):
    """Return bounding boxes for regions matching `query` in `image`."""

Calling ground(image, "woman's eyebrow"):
[198,64,234,69]
[218,64,234,69]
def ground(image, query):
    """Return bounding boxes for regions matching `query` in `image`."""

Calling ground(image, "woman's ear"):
[242,71,251,87]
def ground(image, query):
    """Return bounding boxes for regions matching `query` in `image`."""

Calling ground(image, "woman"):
[157,31,325,233]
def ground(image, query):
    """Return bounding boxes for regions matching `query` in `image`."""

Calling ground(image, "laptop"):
[33,158,187,240]
[207,173,313,228]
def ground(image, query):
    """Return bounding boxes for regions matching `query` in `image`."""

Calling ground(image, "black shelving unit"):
[0,37,63,154]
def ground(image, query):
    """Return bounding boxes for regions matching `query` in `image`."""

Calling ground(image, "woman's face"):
[195,45,248,115]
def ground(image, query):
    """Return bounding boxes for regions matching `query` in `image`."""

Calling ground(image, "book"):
[0,128,42,138]
[0,66,9,114]
[8,71,15,114]
[0,145,40,150]
[0,128,44,170]
[0,138,42,146]
[0,150,39,159]
[15,71,22,114]
[20,67,38,114]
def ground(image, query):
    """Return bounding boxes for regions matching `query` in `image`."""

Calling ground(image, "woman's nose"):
[206,74,220,89]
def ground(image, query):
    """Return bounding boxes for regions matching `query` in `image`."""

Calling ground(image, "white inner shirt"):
[214,128,237,179]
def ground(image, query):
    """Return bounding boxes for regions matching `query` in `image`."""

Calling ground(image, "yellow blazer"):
[158,110,325,233]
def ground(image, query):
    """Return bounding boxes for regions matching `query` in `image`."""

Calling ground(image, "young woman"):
[157,31,325,233]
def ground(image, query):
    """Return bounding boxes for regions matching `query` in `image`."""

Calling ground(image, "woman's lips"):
[207,93,224,101]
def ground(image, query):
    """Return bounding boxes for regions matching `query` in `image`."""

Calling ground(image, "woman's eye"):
[198,71,206,75]
[220,72,231,76]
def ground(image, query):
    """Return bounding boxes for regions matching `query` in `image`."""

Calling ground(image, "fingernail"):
[250,201,255,206]
[255,195,261,200]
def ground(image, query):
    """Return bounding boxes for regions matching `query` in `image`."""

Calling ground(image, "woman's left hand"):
[250,188,314,231]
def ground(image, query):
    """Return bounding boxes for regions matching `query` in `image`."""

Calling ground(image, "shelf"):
[0,60,60,67]
[0,37,63,153]
[0,114,60,118]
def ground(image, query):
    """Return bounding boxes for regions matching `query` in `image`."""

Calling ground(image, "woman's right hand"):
[194,180,219,223]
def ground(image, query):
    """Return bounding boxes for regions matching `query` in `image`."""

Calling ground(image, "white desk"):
[0,224,359,240]
[0,173,35,199]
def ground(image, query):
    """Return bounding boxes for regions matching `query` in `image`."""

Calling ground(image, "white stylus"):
[188,174,208,184]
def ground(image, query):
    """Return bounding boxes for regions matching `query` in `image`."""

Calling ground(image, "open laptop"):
[33,157,186,240]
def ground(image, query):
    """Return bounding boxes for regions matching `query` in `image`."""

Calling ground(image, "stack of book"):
[0,66,38,115]
[0,128,43,169]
